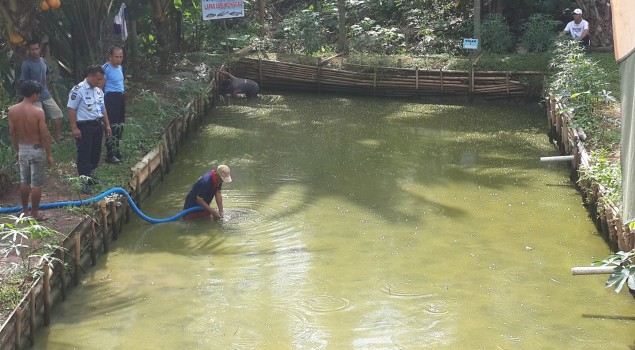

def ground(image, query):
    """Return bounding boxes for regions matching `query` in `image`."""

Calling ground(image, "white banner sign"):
[202,0,245,20]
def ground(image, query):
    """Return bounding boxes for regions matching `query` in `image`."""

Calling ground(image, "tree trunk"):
[473,0,481,50]
[576,0,613,49]
[155,19,170,74]
[259,0,265,37]
[129,19,140,79]
[337,0,347,53]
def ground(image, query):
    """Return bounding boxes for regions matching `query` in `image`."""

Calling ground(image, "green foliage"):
[594,250,635,293]
[520,14,561,53]
[274,9,329,55]
[0,215,66,281]
[548,39,617,148]
[578,149,622,207]
[481,14,514,54]
[349,18,405,54]
[0,284,21,310]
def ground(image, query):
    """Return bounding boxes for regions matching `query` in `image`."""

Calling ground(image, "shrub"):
[520,14,561,53]
[273,9,327,55]
[481,14,514,54]
[349,17,405,55]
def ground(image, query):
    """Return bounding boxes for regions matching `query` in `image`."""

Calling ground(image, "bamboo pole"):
[90,222,96,266]
[29,289,35,346]
[373,66,377,96]
[43,262,51,325]
[259,58,263,88]
[317,58,322,95]
[147,162,153,196]
[415,67,419,95]
[59,249,66,300]
[73,232,80,286]
[15,306,21,350]
[110,201,119,240]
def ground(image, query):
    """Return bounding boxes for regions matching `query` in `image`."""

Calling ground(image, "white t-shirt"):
[564,20,589,38]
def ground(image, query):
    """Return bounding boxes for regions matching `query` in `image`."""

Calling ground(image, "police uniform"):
[67,80,106,178]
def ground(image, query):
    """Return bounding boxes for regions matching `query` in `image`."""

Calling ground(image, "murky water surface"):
[36,94,634,349]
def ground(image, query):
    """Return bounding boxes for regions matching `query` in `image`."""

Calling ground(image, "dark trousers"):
[105,92,125,158]
[76,120,103,177]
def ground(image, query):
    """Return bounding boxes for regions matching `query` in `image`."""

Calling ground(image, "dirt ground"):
[0,166,85,234]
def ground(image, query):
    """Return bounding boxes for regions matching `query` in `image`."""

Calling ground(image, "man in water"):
[218,70,259,98]
[8,80,54,220]
[183,164,232,220]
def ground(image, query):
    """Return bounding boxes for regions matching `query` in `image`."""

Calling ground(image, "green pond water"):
[35,93,634,349]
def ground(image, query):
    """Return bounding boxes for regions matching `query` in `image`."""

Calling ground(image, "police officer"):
[67,65,112,194]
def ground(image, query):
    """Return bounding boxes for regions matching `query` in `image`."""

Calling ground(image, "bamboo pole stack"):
[235,57,543,99]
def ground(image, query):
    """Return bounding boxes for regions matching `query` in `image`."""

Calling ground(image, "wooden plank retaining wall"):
[547,95,634,252]
[234,57,546,100]
[0,82,215,350]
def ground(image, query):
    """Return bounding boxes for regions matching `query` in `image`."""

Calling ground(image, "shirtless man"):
[8,80,54,220]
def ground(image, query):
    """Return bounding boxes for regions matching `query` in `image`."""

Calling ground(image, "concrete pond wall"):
[0,82,214,350]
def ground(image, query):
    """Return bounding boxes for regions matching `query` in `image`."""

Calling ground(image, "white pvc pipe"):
[571,266,617,275]
[540,155,574,162]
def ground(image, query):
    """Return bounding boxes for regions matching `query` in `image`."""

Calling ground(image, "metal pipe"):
[571,266,617,275]
[540,155,574,162]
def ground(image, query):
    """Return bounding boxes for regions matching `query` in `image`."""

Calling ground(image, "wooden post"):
[259,58,263,88]
[29,289,36,346]
[147,163,153,196]
[440,68,444,91]
[59,249,66,300]
[43,262,51,325]
[415,67,419,96]
[124,197,131,224]
[506,71,510,96]
[90,222,96,266]
[101,202,110,253]
[74,231,80,286]
[110,201,119,240]
[469,64,475,101]
[15,306,22,350]
[159,146,165,182]
[317,58,322,95]
[373,66,377,96]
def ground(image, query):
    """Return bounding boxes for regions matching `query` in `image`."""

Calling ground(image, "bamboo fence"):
[546,95,634,252]
[234,57,546,100]
[0,80,215,350]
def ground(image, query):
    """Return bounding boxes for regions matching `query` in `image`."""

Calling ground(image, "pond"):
[35,93,634,349]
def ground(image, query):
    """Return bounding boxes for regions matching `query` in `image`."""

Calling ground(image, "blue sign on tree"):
[202,0,245,20]
[463,38,479,50]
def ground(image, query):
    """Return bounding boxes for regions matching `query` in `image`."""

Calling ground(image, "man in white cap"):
[183,164,232,220]
[561,8,590,47]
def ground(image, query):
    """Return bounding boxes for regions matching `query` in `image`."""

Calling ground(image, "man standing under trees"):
[561,8,590,48]
[103,46,126,165]
[67,65,112,194]
[19,39,65,142]
[8,80,54,220]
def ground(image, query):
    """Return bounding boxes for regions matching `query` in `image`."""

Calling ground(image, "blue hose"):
[0,187,204,223]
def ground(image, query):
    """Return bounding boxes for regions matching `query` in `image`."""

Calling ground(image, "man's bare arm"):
[37,110,54,165]
[218,70,236,80]
[8,108,19,156]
